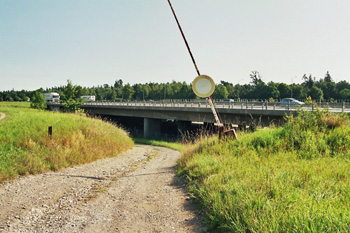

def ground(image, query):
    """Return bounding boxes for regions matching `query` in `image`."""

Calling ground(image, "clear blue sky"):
[1,0,350,91]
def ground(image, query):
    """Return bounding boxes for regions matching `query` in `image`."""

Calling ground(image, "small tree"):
[305,96,313,104]
[30,90,47,110]
[61,80,84,111]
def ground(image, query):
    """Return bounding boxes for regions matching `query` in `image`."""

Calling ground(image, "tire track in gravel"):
[0,145,207,233]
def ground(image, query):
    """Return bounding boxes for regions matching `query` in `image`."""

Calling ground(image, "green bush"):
[30,90,47,110]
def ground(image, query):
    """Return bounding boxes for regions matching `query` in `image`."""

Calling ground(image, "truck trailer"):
[43,93,60,102]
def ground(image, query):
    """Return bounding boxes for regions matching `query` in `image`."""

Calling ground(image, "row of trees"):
[2,71,350,103]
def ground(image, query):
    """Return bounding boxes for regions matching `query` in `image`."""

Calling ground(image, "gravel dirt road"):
[0,145,207,233]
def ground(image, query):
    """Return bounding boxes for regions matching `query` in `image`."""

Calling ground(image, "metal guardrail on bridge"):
[77,101,350,113]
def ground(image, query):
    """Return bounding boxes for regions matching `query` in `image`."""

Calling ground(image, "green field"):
[0,102,133,182]
[178,109,350,232]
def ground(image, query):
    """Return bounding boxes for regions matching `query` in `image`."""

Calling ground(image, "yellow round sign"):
[192,75,215,98]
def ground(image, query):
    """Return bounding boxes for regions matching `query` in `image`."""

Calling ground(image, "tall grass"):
[0,102,133,182]
[178,109,350,232]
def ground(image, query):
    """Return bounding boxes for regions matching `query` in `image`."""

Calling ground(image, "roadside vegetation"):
[178,109,350,232]
[0,102,133,183]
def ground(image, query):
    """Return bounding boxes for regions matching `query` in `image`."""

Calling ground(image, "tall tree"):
[233,84,243,99]
[302,74,314,89]
[324,71,333,82]
[220,81,235,98]
[249,71,267,99]
[111,88,117,101]
[277,83,291,98]
[122,84,135,100]
[133,84,145,100]
[336,80,350,92]
[114,79,123,88]
[316,71,336,99]
[291,85,306,100]
[308,86,323,101]
[212,84,228,99]
[250,71,264,86]
[266,82,280,99]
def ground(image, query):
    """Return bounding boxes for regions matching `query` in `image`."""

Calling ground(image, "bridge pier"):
[47,105,61,112]
[144,118,161,138]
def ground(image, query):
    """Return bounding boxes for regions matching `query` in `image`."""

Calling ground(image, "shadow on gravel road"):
[47,174,107,180]
[170,166,213,233]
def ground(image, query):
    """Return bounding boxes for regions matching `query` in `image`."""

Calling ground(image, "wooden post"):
[48,126,53,136]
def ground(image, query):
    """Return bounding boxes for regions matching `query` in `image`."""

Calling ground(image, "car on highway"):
[222,99,234,102]
[280,98,304,105]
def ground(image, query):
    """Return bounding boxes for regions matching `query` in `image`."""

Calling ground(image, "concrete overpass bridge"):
[47,100,350,138]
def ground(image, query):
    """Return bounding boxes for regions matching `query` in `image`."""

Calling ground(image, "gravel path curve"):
[0,145,206,232]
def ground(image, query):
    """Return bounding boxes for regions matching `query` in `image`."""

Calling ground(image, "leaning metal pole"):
[206,97,223,128]
[167,0,237,139]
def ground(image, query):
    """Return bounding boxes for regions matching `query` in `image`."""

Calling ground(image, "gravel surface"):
[0,145,207,233]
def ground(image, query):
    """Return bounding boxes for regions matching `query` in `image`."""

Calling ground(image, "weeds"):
[178,109,350,232]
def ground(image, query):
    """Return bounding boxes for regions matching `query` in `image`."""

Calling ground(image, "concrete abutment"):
[144,118,161,138]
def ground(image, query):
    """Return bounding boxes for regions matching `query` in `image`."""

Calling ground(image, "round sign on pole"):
[192,75,215,98]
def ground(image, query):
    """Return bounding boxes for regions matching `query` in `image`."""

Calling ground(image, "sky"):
[1,0,350,91]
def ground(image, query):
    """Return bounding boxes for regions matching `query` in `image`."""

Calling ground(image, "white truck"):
[80,95,96,102]
[43,93,60,102]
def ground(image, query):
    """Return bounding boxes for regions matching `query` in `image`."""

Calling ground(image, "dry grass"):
[0,102,134,183]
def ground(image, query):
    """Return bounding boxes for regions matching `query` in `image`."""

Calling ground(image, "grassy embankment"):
[179,109,350,232]
[0,102,133,183]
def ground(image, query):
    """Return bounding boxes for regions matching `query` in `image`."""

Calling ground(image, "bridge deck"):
[48,101,350,125]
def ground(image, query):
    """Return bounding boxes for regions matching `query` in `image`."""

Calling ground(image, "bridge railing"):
[48,100,350,113]
[79,100,350,113]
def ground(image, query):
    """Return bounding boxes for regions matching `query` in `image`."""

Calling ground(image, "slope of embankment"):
[0,102,134,182]
[179,109,350,232]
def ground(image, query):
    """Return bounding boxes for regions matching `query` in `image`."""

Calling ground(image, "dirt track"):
[0,145,207,232]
